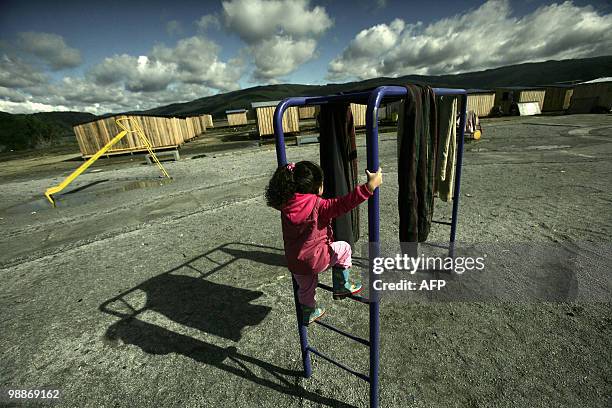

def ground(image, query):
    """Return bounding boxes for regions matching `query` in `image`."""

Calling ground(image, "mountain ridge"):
[136,55,612,118]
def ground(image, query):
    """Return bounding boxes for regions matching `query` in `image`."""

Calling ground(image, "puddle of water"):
[3,198,52,214]
[2,178,174,215]
[524,145,571,150]
[112,178,173,193]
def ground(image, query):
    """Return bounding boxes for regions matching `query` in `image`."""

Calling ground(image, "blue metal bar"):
[317,283,370,304]
[275,103,312,378]
[365,85,468,408]
[306,346,370,382]
[291,275,312,377]
[273,99,289,166]
[274,93,371,165]
[365,86,409,408]
[314,320,371,346]
[450,93,468,257]
[273,85,468,408]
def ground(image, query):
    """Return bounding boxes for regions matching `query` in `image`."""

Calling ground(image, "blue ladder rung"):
[306,346,370,382]
[314,320,370,347]
[432,220,452,226]
[317,283,370,304]
[419,242,450,250]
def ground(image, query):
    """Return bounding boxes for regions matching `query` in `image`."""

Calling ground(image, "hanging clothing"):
[465,110,478,134]
[397,84,438,243]
[435,96,458,202]
[319,103,360,245]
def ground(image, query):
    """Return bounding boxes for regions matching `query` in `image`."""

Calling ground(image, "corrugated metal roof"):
[251,101,281,109]
[467,89,495,94]
[581,77,612,84]
[496,86,546,91]
[225,109,247,114]
[538,84,574,88]
[73,113,205,126]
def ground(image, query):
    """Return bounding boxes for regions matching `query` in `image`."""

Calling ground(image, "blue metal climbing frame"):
[273,86,468,408]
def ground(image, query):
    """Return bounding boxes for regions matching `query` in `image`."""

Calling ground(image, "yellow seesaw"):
[44,116,171,206]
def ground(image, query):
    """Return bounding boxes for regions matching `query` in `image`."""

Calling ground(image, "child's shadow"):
[99,242,356,408]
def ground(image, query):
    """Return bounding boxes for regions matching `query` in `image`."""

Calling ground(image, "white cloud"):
[0,54,48,88]
[57,77,126,104]
[0,76,130,114]
[196,14,221,31]
[146,83,214,105]
[250,37,317,81]
[88,54,174,92]
[151,36,243,91]
[222,0,332,42]
[16,32,81,70]
[1,34,243,115]
[221,0,333,81]
[166,20,183,36]
[0,86,27,103]
[0,99,70,114]
[0,76,216,115]
[328,0,612,81]
[87,35,242,94]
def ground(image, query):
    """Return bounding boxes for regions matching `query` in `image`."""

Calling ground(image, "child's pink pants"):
[293,241,352,307]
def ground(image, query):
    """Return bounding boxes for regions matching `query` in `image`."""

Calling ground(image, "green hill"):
[31,111,97,133]
[138,56,612,118]
[0,111,96,152]
[2,56,610,152]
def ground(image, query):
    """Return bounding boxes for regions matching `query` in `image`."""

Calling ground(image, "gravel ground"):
[0,114,610,408]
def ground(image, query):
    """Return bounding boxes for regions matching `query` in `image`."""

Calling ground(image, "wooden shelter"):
[185,115,208,138]
[567,78,612,114]
[226,109,248,126]
[298,106,317,119]
[350,103,367,128]
[72,113,207,157]
[494,87,546,115]
[176,117,191,142]
[376,101,401,122]
[467,89,496,117]
[251,101,300,137]
[202,114,214,128]
[73,115,186,158]
[542,86,574,112]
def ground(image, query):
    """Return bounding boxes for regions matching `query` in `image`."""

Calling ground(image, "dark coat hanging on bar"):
[397,84,438,243]
[318,103,360,245]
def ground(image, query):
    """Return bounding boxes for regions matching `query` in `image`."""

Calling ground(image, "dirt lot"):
[0,114,610,407]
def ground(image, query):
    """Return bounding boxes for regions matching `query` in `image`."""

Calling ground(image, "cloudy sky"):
[0,0,611,114]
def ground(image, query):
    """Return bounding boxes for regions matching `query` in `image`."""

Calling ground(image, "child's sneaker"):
[332,267,363,300]
[301,303,325,325]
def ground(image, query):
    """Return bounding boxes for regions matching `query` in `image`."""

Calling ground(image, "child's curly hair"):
[265,161,324,209]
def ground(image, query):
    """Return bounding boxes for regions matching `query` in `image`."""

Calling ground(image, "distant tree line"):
[0,113,71,152]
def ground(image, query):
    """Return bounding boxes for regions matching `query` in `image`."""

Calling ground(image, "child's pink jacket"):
[280,184,372,275]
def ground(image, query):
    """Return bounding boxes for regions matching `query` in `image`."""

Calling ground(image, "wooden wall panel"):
[518,90,546,110]
[298,106,316,119]
[255,106,300,137]
[202,114,213,128]
[73,115,187,157]
[350,103,367,128]
[467,93,495,117]
[227,112,248,126]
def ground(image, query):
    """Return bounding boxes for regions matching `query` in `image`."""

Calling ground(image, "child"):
[266,161,383,324]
